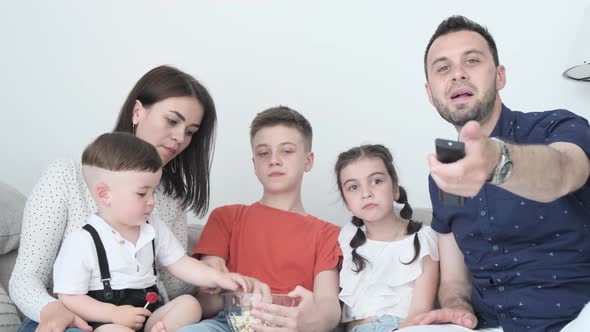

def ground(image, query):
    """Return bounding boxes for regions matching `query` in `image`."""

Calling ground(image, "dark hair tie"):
[400,201,413,220]
[397,186,413,220]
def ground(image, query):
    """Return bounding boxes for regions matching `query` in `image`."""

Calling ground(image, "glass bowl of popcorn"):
[222,292,299,332]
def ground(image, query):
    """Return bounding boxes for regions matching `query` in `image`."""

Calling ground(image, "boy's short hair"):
[82,132,162,172]
[249,106,313,151]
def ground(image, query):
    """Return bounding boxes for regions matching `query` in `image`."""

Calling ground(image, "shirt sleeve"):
[153,216,185,267]
[542,110,590,158]
[313,223,343,277]
[9,159,73,322]
[192,206,234,260]
[428,175,451,234]
[417,226,440,262]
[52,232,93,295]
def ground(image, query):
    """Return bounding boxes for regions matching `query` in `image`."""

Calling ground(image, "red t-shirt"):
[193,202,342,293]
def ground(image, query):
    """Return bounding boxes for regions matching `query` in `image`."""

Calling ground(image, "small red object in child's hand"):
[146,292,158,303]
[143,292,159,308]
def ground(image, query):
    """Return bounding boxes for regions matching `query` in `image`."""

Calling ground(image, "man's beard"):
[433,83,497,127]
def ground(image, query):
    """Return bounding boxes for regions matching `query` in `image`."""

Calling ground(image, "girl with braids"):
[335,144,440,332]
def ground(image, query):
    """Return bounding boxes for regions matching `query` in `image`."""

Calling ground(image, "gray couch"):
[0,181,26,332]
[0,180,432,332]
[0,180,207,331]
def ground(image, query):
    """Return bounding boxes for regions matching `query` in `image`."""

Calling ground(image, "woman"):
[10,65,217,332]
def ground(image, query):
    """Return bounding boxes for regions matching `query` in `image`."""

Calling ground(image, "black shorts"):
[86,285,164,331]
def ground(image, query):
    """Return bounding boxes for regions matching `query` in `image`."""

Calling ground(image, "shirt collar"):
[489,103,516,139]
[87,214,156,252]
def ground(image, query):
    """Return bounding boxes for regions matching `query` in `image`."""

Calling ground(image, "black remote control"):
[435,139,466,206]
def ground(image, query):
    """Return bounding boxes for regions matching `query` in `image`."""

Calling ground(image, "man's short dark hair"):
[424,15,499,78]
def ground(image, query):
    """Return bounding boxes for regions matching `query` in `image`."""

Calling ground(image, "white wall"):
[1,1,589,225]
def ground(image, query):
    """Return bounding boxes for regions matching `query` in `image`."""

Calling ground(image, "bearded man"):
[404,15,590,332]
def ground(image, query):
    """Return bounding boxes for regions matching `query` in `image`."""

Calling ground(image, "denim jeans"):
[177,312,231,332]
[18,317,88,332]
[350,315,402,332]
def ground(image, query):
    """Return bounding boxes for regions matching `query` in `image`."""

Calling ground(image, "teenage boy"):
[181,106,343,332]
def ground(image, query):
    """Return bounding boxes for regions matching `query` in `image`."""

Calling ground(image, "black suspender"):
[83,223,157,300]
[83,224,114,300]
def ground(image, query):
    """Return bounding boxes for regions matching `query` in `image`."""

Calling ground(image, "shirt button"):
[500,313,506,319]
[499,286,505,291]
[493,245,500,251]
[480,210,487,216]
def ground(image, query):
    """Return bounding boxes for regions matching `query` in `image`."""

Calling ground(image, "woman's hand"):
[36,301,92,332]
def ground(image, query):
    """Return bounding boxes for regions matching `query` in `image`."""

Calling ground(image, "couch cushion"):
[0,281,20,332]
[412,207,433,226]
[0,250,17,296]
[0,181,25,255]
[187,223,204,255]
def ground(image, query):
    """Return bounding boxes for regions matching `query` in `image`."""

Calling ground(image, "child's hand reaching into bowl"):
[216,272,250,292]
[200,256,229,294]
[216,273,272,296]
[243,276,271,296]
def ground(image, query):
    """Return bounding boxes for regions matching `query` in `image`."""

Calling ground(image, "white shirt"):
[53,214,185,294]
[9,159,193,321]
[338,223,439,323]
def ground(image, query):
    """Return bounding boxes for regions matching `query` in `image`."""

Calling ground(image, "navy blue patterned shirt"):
[429,104,590,332]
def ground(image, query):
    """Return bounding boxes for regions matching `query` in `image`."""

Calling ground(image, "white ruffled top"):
[338,222,439,323]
